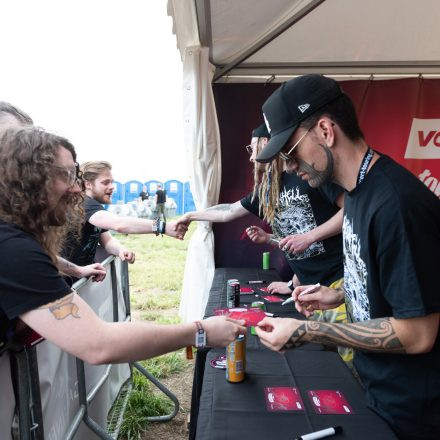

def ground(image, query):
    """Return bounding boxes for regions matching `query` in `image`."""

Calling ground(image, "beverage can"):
[226,334,246,383]
[227,279,240,308]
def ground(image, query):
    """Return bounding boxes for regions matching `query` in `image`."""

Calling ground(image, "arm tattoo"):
[284,318,405,353]
[205,204,232,212]
[39,292,80,320]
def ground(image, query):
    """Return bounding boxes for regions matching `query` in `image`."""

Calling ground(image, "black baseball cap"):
[256,75,343,163]
[252,123,270,139]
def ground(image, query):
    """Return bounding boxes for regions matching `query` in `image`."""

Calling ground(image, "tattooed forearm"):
[205,204,232,212]
[39,292,80,320]
[285,318,406,353]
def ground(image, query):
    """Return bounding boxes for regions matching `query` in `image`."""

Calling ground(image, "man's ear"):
[316,117,336,148]
[84,180,93,191]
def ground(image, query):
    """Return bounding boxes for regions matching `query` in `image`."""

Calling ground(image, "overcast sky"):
[0,0,188,183]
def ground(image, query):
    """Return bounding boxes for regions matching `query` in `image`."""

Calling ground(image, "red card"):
[261,295,284,303]
[213,307,266,326]
[264,387,304,411]
[307,390,354,414]
[240,287,255,294]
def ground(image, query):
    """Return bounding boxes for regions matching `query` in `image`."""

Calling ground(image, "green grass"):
[113,219,196,439]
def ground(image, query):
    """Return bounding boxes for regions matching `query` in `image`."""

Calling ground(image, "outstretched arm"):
[20,292,246,365]
[88,210,187,239]
[175,201,249,229]
[256,312,439,355]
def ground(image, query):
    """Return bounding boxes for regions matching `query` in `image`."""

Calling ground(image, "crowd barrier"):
[0,257,179,439]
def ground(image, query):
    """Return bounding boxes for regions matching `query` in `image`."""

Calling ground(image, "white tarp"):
[169,0,223,322]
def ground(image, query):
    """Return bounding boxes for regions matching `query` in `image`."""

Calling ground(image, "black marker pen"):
[294,426,342,440]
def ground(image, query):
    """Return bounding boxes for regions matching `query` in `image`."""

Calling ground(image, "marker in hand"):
[281,283,321,306]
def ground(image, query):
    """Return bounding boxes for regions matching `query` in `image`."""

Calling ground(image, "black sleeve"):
[317,182,344,206]
[0,236,71,320]
[84,197,105,222]
[239,191,261,218]
[85,197,108,233]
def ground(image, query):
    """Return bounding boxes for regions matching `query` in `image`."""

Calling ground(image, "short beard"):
[297,143,334,188]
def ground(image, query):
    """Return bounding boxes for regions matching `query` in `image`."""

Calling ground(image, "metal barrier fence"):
[1,256,179,439]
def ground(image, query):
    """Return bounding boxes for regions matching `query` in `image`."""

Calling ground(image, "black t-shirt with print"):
[62,196,108,267]
[343,154,440,438]
[0,220,70,348]
[240,171,344,285]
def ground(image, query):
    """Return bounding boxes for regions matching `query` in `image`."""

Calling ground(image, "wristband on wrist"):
[194,321,206,348]
[160,220,166,235]
[152,218,160,236]
[286,279,294,292]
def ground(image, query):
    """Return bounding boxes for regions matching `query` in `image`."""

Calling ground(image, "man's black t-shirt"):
[343,154,440,438]
[62,196,108,267]
[156,189,166,204]
[0,220,70,347]
[240,171,343,285]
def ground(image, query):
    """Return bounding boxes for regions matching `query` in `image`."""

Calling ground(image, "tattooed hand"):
[293,285,345,317]
[255,317,306,351]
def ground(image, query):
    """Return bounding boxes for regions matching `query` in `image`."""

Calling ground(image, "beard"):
[48,196,71,226]
[296,143,334,188]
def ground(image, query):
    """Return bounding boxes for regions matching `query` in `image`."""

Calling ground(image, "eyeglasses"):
[244,140,258,156]
[53,163,82,186]
[279,127,312,161]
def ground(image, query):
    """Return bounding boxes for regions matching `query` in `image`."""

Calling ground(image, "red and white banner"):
[342,78,440,199]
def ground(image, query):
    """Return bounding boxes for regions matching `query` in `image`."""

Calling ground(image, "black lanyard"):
[357,147,374,186]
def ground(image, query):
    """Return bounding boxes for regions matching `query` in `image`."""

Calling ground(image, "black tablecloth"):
[196,348,396,440]
[190,268,397,440]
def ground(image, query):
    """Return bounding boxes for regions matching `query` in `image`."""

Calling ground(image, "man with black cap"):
[255,74,440,440]
[175,123,345,289]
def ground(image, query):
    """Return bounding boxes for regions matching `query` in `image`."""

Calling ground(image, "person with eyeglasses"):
[0,126,246,372]
[0,102,107,284]
[254,74,440,440]
[174,123,354,365]
[175,123,345,290]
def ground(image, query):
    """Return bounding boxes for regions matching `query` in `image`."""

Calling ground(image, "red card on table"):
[240,287,255,294]
[307,390,354,414]
[261,295,284,303]
[264,387,304,411]
[213,307,266,326]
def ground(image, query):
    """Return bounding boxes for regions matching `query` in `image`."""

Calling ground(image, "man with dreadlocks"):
[175,123,344,289]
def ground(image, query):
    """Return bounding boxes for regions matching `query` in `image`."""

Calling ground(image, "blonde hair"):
[251,138,283,224]
[80,161,112,183]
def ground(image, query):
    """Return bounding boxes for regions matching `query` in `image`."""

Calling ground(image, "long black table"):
[190,268,397,440]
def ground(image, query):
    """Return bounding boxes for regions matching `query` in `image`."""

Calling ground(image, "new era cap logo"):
[298,104,310,113]
[263,113,271,133]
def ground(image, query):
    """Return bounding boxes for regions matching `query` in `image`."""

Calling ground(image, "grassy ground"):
[114,221,196,440]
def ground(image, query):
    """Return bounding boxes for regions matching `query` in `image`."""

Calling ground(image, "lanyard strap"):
[357,147,374,186]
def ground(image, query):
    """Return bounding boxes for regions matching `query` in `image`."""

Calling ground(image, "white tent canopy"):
[168,0,440,321]
[171,0,440,82]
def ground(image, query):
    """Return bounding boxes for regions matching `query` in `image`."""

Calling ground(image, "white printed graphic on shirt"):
[343,216,370,321]
[272,186,325,260]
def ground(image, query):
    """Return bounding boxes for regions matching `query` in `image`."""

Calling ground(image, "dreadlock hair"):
[251,137,284,223]
[0,127,83,263]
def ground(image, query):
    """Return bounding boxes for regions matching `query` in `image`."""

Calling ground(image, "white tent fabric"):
[169,1,222,322]
[168,0,440,321]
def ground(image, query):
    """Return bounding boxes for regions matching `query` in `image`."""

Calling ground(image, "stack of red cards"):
[214,307,266,327]
[264,387,354,414]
